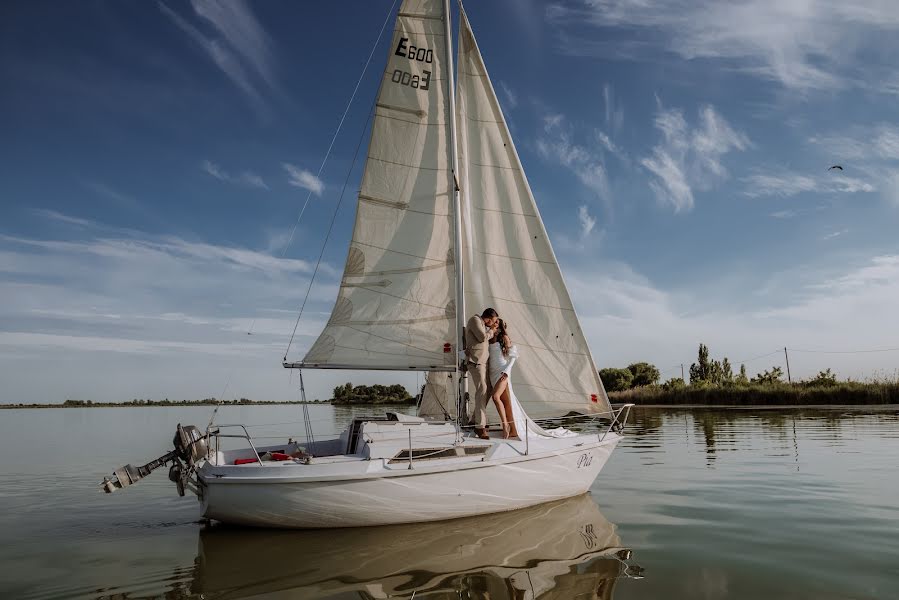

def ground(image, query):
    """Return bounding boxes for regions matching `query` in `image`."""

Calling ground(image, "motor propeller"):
[100,424,207,494]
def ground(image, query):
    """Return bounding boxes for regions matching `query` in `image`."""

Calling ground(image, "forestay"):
[455,9,612,418]
[301,0,457,370]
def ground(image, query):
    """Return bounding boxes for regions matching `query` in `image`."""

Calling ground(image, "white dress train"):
[488,342,576,439]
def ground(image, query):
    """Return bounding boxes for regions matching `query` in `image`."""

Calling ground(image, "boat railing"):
[206,404,634,464]
[207,424,265,466]
[598,404,634,442]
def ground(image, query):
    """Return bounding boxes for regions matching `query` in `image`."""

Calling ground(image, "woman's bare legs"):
[490,394,508,438]
[491,376,511,438]
[500,386,519,438]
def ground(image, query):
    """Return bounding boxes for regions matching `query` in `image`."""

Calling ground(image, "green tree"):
[662,377,686,391]
[806,368,838,387]
[689,344,712,384]
[720,358,734,384]
[599,368,634,392]
[627,362,661,387]
[752,366,784,385]
[735,364,749,385]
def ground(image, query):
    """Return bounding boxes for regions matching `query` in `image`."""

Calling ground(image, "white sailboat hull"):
[199,434,621,528]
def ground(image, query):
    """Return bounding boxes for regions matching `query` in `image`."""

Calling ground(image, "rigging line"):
[208,0,398,430]
[284,106,377,360]
[245,0,398,338]
[789,347,899,354]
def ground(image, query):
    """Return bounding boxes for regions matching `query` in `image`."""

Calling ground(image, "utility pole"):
[681,364,685,381]
[784,347,792,383]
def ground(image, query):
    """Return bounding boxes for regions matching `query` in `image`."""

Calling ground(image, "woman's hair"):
[496,319,511,356]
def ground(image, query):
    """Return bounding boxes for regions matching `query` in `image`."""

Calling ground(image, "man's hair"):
[481,308,498,319]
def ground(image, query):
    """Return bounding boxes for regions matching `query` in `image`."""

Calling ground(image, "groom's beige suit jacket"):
[464,314,489,366]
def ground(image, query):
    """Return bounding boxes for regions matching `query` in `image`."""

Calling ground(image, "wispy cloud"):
[32,209,93,228]
[602,83,623,132]
[578,205,596,237]
[202,159,269,189]
[0,214,344,401]
[641,102,748,212]
[569,255,899,380]
[84,181,142,210]
[536,113,611,204]
[742,170,874,198]
[822,229,848,241]
[283,163,324,196]
[158,0,277,116]
[769,210,797,219]
[596,130,630,167]
[809,123,899,163]
[498,80,518,110]
[547,0,899,92]
[191,0,276,90]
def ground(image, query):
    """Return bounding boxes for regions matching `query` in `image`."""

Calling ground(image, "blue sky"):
[2,0,898,404]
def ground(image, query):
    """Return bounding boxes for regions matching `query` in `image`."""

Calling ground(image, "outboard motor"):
[100,424,208,496]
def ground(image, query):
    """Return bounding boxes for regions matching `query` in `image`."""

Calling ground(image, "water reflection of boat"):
[191,493,640,599]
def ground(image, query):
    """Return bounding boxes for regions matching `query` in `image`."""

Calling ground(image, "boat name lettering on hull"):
[576,453,593,469]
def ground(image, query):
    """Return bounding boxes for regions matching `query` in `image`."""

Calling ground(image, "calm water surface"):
[0,404,897,599]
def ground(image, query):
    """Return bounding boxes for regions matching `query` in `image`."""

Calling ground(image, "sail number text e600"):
[392,37,432,91]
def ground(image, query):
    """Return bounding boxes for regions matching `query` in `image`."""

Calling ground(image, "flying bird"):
[827,165,843,171]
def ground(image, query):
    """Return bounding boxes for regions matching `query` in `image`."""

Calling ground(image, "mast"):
[444,0,465,383]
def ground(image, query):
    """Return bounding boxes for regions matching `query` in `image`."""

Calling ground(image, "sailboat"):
[100,0,633,528]
[191,494,641,599]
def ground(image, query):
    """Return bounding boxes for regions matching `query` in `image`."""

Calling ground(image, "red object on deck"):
[270,452,291,461]
[234,458,259,465]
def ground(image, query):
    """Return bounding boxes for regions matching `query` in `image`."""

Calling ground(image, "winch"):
[100,423,209,497]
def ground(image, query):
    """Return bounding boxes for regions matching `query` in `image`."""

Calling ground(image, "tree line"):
[331,383,414,405]
[600,343,843,392]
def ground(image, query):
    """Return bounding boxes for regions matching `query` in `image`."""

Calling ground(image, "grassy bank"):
[609,382,899,406]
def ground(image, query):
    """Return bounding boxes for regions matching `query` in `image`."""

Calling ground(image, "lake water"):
[1,404,897,599]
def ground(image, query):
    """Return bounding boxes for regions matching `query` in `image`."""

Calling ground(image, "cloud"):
[547,0,899,92]
[202,159,269,189]
[603,83,623,131]
[567,255,899,380]
[498,80,518,109]
[536,113,611,204]
[742,170,875,198]
[578,205,597,237]
[32,209,93,228]
[641,103,748,212]
[769,210,798,219]
[283,163,324,196]
[0,216,346,403]
[190,0,276,90]
[822,229,848,241]
[158,0,276,116]
[84,181,142,210]
[809,123,899,163]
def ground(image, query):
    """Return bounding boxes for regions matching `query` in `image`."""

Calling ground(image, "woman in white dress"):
[488,319,520,439]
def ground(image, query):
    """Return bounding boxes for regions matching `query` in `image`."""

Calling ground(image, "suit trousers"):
[469,362,489,428]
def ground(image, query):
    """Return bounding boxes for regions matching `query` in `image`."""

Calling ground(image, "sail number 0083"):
[392,37,432,91]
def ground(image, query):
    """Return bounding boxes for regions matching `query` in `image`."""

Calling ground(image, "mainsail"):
[455,9,612,418]
[301,0,457,370]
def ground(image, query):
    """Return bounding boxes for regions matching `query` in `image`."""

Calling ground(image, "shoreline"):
[0,400,419,410]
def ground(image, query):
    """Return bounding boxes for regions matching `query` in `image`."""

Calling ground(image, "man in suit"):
[465,307,499,439]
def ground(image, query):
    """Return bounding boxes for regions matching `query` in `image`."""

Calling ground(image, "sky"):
[1,0,898,404]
